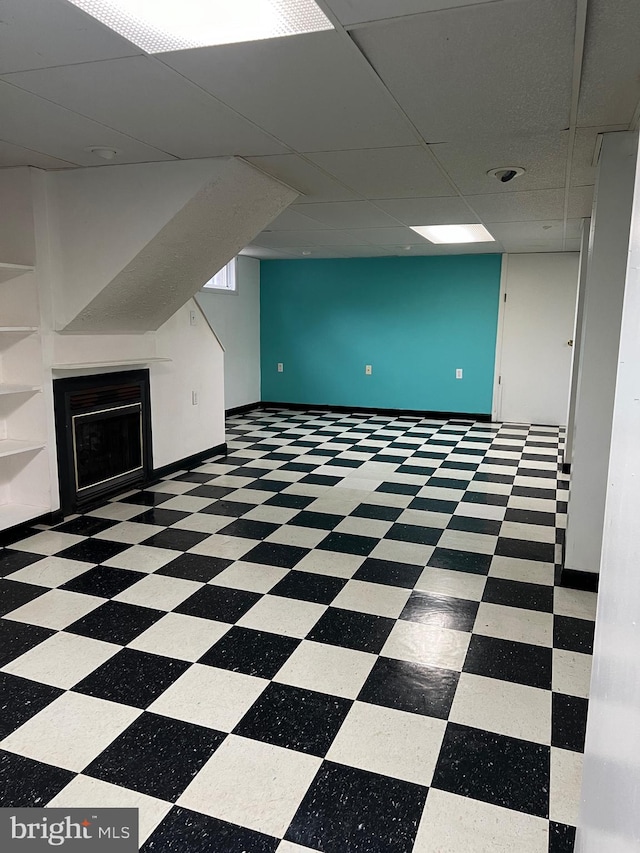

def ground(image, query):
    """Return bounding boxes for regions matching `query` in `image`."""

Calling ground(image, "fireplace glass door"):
[72,402,143,496]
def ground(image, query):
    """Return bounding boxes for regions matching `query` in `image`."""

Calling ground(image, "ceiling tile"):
[568,186,594,219]
[294,201,402,228]
[0,0,140,74]
[307,147,453,198]
[577,0,640,127]
[266,208,330,230]
[431,133,569,195]
[344,226,432,246]
[326,0,496,27]
[282,245,395,258]
[0,81,174,166]
[245,154,359,202]
[352,0,574,141]
[373,196,476,225]
[253,229,357,248]
[3,57,287,159]
[489,219,582,246]
[465,189,566,222]
[570,126,627,188]
[241,246,299,259]
[504,241,578,254]
[161,31,416,152]
[402,242,504,255]
[0,138,75,169]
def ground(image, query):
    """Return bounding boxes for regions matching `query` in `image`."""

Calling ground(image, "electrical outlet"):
[456,368,463,379]
[192,390,199,405]
[277,362,284,373]
[365,364,372,375]
[189,310,197,326]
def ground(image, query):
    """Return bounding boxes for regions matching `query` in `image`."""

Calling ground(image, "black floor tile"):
[142,807,278,853]
[85,712,225,801]
[376,482,421,496]
[289,511,343,530]
[234,682,351,757]
[157,554,232,583]
[61,565,145,598]
[308,607,395,654]
[552,693,588,753]
[184,485,234,500]
[463,634,552,690]
[242,542,310,569]
[141,529,209,552]
[270,570,346,605]
[427,547,492,575]
[117,491,173,507]
[461,491,509,506]
[473,472,514,485]
[217,519,279,540]
[384,523,442,547]
[0,672,63,739]
[408,497,458,514]
[175,585,261,623]
[300,474,341,487]
[350,503,403,522]
[358,656,458,719]
[447,515,502,536]
[56,539,130,564]
[505,508,556,526]
[285,761,427,853]
[53,516,117,536]
[0,550,43,577]
[400,591,478,631]
[553,615,595,654]
[264,493,315,510]
[512,485,557,501]
[432,722,550,817]
[199,500,256,517]
[0,750,74,807]
[318,532,379,556]
[353,557,422,589]
[173,472,218,483]
[549,821,576,853]
[482,577,554,613]
[0,620,53,668]
[73,648,189,708]
[245,479,290,493]
[495,537,556,563]
[0,579,47,616]
[199,627,299,679]
[133,508,193,527]
[427,477,470,490]
[67,600,164,644]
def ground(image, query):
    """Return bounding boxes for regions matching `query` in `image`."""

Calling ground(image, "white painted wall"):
[565,132,639,574]
[0,167,35,265]
[495,252,579,425]
[564,221,590,467]
[576,130,640,853]
[197,256,261,411]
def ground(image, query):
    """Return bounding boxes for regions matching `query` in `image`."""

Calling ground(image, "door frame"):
[491,253,509,423]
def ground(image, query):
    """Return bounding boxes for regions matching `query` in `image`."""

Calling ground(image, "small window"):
[202,258,237,292]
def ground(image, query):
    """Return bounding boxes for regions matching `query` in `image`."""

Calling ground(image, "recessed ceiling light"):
[410,224,495,244]
[68,0,333,53]
[85,146,119,160]
[301,250,312,255]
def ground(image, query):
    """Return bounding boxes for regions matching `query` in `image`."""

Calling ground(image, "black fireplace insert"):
[54,370,152,515]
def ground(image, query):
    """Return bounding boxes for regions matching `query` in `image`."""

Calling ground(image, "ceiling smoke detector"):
[487,166,525,183]
[86,147,119,160]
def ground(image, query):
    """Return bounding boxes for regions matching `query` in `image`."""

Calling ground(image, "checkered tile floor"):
[0,409,595,852]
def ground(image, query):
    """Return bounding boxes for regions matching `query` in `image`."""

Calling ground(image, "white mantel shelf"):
[0,439,45,459]
[52,357,172,370]
[0,384,42,396]
[0,263,35,284]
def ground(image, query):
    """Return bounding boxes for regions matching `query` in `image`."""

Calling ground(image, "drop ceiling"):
[0,0,639,257]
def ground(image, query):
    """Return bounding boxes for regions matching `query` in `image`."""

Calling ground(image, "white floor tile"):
[161,495,225,512]
[553,649,593,698]
[550,747,583,826]
[369,539,435,566]
[113,574,202,610]
[274,640,376,699]
[489,556,555,586]
[413,789,548,853]
[293,551,364,579]
[326,701,446,787]
[10,531,85,556]
[209,561,289,593]
[437,529,497,556]
[2,631,119,688]
[88,503,149,522]
[500,521,556,544]
[453,502,506,521]
[382,620,470,671]
[474,602,553,647]
[554,587,598,621]
[4,589,102,630]
[0,692,140,772]
[397,509,451,529]
[149,664,267,731]
[331,580,410,618]
[170,513,232,534]
[415,567,486,601]
[5,556,90,588]
[178,735,321,837]
[102,545,182,573]
[94,522,163,545]
[237,595,326,639]
[188,534,259,560]
[266,525,328,549]
[128,612,230,661]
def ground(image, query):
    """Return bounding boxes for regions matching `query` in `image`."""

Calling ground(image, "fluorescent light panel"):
[68,0,333,53]
[410,224,495,244]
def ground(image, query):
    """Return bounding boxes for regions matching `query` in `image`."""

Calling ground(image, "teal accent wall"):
[260,255,502,414]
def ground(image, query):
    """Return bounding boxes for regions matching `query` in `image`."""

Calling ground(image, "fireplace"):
[54,370,152,514]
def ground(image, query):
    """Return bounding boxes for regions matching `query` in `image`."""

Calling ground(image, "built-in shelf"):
[0,263,35,284]
[52,357,172,370]
[0,439,45,459]
[0,385,41,396]
[0,327,39,334]
[0,503,49,530]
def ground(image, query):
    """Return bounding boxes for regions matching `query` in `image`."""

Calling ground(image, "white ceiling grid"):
[0,0,638,256]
